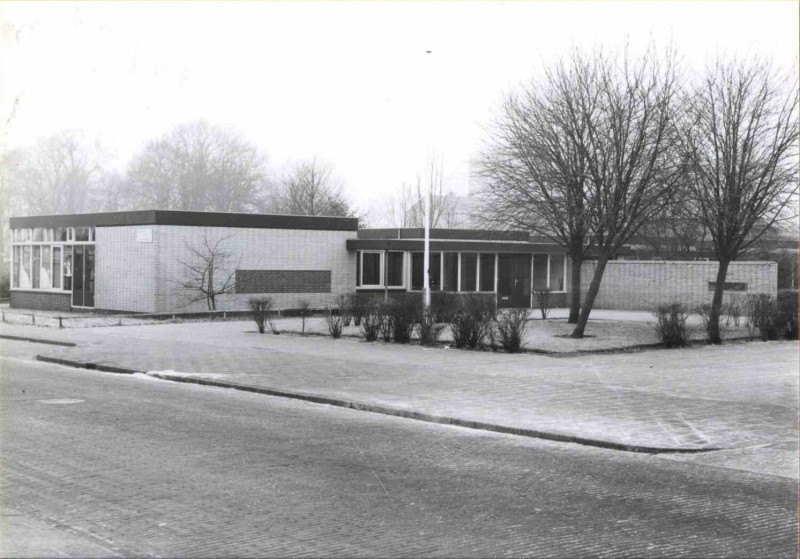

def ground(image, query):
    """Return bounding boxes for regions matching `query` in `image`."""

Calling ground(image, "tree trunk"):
[708,258,730,345]
[568,253,583,324]
[570,256,609,339]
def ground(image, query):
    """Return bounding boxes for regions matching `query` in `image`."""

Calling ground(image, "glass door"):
[72,245,84,307]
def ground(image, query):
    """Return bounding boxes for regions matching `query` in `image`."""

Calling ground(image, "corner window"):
[75,226,90,242]
[361,252,381,286]
[20,246,31,289]
[40,245,52,289]
[386,252,404,287]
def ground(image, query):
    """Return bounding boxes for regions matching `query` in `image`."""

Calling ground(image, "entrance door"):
[71,246,95,308]
[497,254,531,308]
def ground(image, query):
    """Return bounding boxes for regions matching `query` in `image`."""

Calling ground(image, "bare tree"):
[568,46,685,338]
[271,158,353,216]
[477,62,596,323]
[387,153,458,228]
[179,229,241,311]
[683,59,798,343]
[3,130,100,216]
[128,121,269,212]
[634,185,708,259]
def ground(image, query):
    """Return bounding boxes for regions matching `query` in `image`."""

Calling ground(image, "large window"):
[442,253,458,292]
[386,252,404,287]
[533,254,567,292]
[10,226,94,294]
[410,252,441,291]
[460,253,477,292]
[479,253,495,292]
[361,252,381,286]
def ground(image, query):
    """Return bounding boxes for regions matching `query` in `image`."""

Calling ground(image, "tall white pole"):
[424,189,431,310]
[422,49,433,313]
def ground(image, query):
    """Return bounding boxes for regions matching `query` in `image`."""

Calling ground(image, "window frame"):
[359,250,383,288]
[385,251,405,288]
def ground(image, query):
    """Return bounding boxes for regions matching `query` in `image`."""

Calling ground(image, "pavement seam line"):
[0,335,76,347]
[35,353,724,455]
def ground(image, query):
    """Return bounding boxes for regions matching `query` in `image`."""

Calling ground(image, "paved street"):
[1,339,798,557]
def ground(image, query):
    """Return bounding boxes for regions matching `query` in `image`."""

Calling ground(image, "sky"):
[0,1,797,220]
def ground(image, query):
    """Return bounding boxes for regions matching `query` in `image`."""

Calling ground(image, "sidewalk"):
[6,320,796,459]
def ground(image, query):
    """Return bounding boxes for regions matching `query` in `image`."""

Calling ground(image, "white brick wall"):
[580,260,778,311]
[153,225,356,312]
[95,226,158,312]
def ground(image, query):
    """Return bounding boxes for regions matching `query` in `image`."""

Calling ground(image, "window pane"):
[53,247,62,289]
[356,251,361,287]
[460,253,477,292]
[386,252,404,287]
[479,253,495,292]
[411,253,424,290]
[75,226,90,242]
[550,254,565,291]
[533,254,548,290]
[33,228,45,242]
[13,246,20,288]
[55,227,68,241]
[89,226,96,241]
[63,247,73,291]
[20,246,31,288]
[442,253,458,292]
[40,245,52,289]
[32,246,40,289]
[429,253,441,291]
[362,253,381,285]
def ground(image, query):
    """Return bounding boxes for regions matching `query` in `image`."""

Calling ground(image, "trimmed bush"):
[653,302,690,348]
[248,296,274,334]
[417,310,445,346]
[449,293,496,349]
[348,293,371,327]
[747,293,797,341]
[431,291,458,323]
[495,308,529,353]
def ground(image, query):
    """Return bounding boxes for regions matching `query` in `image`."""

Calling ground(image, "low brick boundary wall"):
[580,261,777,311]
[10,290,72,311]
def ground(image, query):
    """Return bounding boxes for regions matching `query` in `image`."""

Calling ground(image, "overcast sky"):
[1,1,797,217]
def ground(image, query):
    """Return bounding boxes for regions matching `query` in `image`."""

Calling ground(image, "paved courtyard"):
[5,318,796,470]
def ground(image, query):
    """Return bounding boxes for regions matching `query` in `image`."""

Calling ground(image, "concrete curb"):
[1,335,76,347]
[36,353,722,455]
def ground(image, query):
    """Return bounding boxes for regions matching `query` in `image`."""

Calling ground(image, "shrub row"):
[653,291,798,348]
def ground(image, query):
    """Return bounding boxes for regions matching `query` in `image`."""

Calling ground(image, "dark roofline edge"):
[9,209,359,232]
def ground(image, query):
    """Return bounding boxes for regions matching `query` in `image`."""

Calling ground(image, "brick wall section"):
[579,260,777,311]
[153,225,356,312]
[236,270,332,294]
[95,226,158,312]
[10,290,71,311]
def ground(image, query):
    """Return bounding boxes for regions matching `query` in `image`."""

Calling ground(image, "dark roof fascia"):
[346,239,565,254]
[10,210,359,232]
[357,228,530,241]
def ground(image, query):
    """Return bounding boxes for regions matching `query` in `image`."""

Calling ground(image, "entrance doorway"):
[497,254,531,308]
[71,245,95,308]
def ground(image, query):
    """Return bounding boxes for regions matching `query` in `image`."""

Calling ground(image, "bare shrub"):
[495,308,529,352]
[297,299,312,336]
[325,308,345,339]
[360,303,382,342]
[652,302,690,348]
[533,287,551,319]
[723,295,743,327]
[388,295,419,344]
[449,294,496,349]
[417,310,445,346]
[248,296,273,334]
[694,303,714,342]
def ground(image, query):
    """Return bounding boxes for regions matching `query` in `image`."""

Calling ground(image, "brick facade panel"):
[580,261,778,311]
[10,290,71,311]
[236,270,332,294]
[95,226,157,312]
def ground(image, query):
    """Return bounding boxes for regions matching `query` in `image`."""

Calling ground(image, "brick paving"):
[17,320,799,454]
[2,353,797,557]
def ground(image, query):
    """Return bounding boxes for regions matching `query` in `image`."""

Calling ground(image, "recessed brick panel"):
[10,290,72,311]
[236,270,332,294]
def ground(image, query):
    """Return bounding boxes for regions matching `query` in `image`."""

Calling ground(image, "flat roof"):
[347,238,566,254]
[9,210,359,232]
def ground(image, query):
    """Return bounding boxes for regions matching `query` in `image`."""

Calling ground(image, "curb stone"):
[36,354,722,455]
[0,335,76,347]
